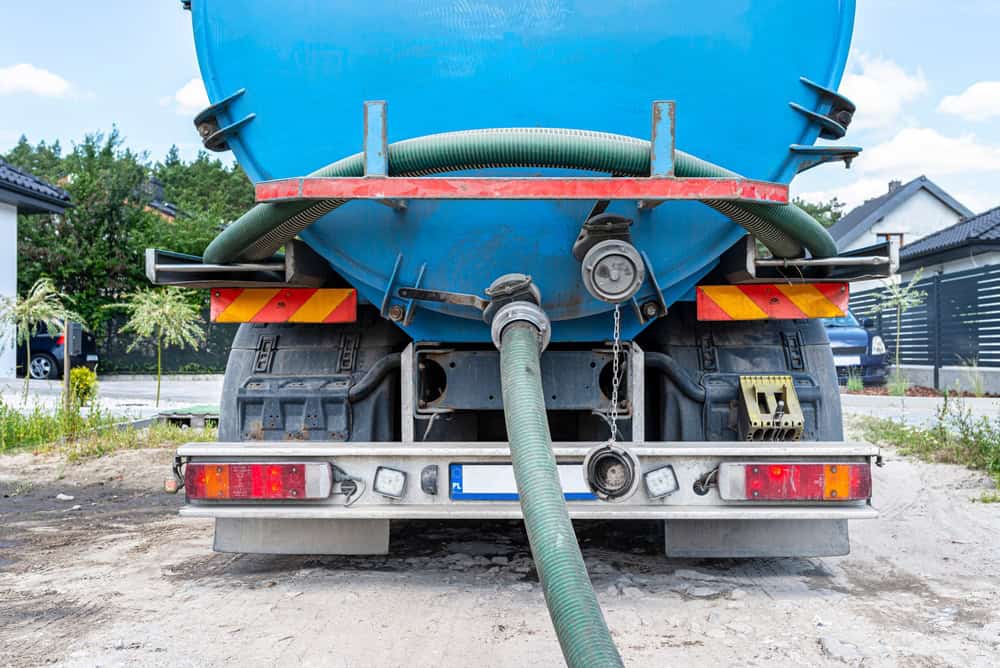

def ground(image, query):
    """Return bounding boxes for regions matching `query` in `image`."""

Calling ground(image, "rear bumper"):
[176,441,879,521]
[836,354,887,386]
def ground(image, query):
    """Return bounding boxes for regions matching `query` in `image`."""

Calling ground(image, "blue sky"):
[2,1,999,213]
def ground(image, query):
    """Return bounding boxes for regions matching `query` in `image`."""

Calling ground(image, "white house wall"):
[842,188,966,253]
[898,251,1000,283]
[0,202,16,377]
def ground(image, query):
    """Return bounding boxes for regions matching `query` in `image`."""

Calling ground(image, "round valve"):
[581,240,646,304]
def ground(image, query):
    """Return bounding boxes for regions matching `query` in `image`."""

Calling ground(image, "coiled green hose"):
[203,128,836,264]
[499,322,624,668]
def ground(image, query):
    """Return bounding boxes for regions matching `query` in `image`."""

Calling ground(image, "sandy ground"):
[2,443,998,667]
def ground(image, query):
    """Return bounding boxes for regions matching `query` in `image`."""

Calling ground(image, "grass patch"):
[859,394,1000,493]
[0,399,215,461]
[845,370,864,393]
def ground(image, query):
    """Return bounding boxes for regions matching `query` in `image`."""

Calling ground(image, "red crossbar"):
[255,176,788,204]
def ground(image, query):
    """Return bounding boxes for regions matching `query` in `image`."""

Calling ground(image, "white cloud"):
[161,78,209,116]
[795,178,890,209]
[795,128,1000,210]
[0,63,72,98]
[840,53,927,131]
[938,81,1000,121]
[862,127,1000,175]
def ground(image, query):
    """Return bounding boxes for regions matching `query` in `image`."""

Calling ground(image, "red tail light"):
[719,463,871,501]
[185,463,332,500]
[55,334,65,345]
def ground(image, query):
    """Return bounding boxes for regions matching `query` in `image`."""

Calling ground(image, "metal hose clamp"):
[490,301,551,351]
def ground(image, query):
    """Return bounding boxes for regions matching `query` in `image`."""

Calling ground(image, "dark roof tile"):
[900,206,1000,260]
[0,158,71,206]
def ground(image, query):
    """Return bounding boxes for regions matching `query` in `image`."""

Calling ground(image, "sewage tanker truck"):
[155,3,889,658]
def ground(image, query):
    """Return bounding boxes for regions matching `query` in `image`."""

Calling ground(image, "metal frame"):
[176,441,878,521]
[253,101,789,209]
[719,236,898,285]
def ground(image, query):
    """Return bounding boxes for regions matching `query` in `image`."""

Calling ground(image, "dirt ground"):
[2,442,999,667]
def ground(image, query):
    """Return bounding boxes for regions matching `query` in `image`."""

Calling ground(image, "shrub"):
[69,367,99,407]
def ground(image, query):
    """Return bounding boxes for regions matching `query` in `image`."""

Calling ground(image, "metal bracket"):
[637,100,675,211]
[380,254,404,318]
[790,144,862,173]
[737,375,804,441]
[718,236,896,284]
[363,101,406,211]
[800,77,856,133]
[402,263,427,326]
[631,249,668,324]
[193,88,254,152]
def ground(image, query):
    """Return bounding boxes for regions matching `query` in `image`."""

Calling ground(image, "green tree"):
[794,196,847,228]
[8,130,159,330]
[4,131,255,375]
[0,278,83,399]
[154,146,255,222]
[112,288,205,406]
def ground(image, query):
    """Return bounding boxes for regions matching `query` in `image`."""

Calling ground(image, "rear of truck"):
[160,0,887,559]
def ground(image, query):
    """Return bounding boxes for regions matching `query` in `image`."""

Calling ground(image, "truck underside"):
[176,303,878,558]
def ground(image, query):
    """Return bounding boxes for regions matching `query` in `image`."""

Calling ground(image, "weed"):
[859,394,1000,493]
[845,370,864,393]
[887,372,909,397]
[957,356,986,398]
[0,399,215,460]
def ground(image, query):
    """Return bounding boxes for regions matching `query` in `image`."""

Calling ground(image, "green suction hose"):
[203,128,837,264]
[499,321,624,668]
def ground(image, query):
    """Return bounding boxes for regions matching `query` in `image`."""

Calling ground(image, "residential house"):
[828,176,972,253]
[0,158,72,377]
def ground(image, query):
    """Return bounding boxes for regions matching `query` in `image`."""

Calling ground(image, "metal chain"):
[608,304,622,444]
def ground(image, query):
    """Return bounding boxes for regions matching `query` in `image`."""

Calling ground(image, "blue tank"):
[189,0,855,342]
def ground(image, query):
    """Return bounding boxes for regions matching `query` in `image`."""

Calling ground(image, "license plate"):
[834,355,861,367]
[449,464,595,501]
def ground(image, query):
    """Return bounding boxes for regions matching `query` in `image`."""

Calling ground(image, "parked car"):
[15,322,99,380]
[822,311,887,386]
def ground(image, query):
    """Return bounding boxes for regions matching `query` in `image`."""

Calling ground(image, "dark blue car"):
[822,311,887,386]
[15,322,99,380]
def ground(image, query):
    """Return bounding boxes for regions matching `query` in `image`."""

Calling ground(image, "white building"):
[828,176,972,253]
[0,159,71,377]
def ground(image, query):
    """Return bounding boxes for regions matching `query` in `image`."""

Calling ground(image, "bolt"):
[642,301,659,318]
[388,304,405,322]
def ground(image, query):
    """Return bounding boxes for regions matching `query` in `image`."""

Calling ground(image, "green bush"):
[69,367,99,406]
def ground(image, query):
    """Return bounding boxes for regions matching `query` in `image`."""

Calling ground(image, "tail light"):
[55,334,65,345]
[185,463,332,500]
[718,463,871,501]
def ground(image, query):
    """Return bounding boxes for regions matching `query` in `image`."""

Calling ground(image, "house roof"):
[0,158,71,213]
[899,205,1000,266]
[827,175,972,250]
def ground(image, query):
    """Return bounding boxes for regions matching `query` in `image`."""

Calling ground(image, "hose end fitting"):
[490,301,551,352]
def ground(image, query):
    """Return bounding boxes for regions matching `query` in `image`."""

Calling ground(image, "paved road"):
[5,374,999,428]
[840,393,1000,426]
[0,376,224,419]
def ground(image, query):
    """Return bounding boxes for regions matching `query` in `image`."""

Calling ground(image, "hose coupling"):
[490,301,551,352]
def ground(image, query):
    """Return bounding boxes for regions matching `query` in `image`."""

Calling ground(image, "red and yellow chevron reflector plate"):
[210,288,357,323]
[696,283,848,321]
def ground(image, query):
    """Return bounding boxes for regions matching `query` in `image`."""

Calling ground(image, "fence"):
[96,311,237,375]
[851,264,1000,389]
